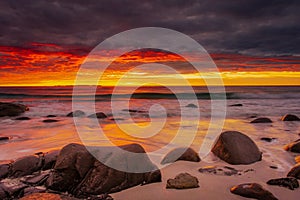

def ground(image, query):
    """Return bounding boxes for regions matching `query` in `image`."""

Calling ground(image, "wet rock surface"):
[230,183,278,200]
[281,114,300,121]
[250,117,273,123]
[0,102,28,117]
[267,177,299,190]
[166,173,199,189]
[211,131,262,165]
[161,147,200,164]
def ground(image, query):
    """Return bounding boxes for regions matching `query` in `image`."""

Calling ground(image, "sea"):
[0,86,299,170]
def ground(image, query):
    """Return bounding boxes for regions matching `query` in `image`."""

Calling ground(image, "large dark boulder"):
[230,183,278,200]
[284,139,300,153]
[45,143,161,197]
[281,114,300,121]
[161,147,200,164]
[250,117,272,123]
[212,131,262,165]
[0,163,10,179]
[0,102,28,117]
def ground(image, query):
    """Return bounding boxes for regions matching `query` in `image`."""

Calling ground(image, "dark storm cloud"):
[0,0,299,55]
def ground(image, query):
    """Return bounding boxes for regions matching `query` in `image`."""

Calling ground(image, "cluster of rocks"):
[250,114,300,124]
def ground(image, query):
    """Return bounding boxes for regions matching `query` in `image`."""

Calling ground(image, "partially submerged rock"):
[166,173,199,189]
[10,155,43,178]
[0,102,28,117]
[161,147,200,164]
[15,117,31,120]
[287,163,300,179]
[185,103,198,108]
[267,177,299,190]
[87,112,107,119]
[230,183,278,200]
[229,103,243,107]
[66,110,85,117]
[45,143,161,197]
[284,139,300,153]
[260,137,277,142]
[211,131,262,165]
[198,166,254,176]
[250,117,273,123]
[43,119,59,123]
[0,136,10,141]
[46,115,57,118]
[281,114,300,121]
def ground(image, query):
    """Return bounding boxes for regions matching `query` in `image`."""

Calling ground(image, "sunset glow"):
[1,43,299,86]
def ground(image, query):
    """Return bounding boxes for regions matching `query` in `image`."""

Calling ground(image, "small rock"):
[198,166,240,176]
[43,119,59,123]
[20,193,62,200]
[284,139,300,153]
[250,117,273,123]
[15,117,31,120]
[22,186,46,196]
[287,163,300,179]
[20,171,50,185]
[186,103,198,108]
[10,155,42,178]
[270,166,278,169]
[0,102,28,117]
[229,103,243,107]
[281,114,300,121]
[230,183,278,200]
[260,137,277,142]
[0,181,28,198]
[267,177,299,190]
[122,109,145,113]
[46,115,57,118]
[87,112,107,119]
[161,148,200,164]
[0,136,10,141]
[166,173,199,189]
[211,131,262,165]
[66,110,85,117]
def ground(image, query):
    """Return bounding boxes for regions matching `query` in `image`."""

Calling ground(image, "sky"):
[0,0,299,86]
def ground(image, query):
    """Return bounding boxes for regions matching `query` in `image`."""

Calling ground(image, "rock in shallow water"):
[267,177,299,190]
[0,102,28,117]
[287,163,300,179]
[230,183,278,200]
[15,117,31,120]
[250,117,273,123]
[185,103,198,108]
[284,139,300,153]
[166,173,199,189]
[198,166,252,176]
[45,143,161,197]
[66,110,85,117]
[161,147,200,164]
[87,112,107,119]
[281,114,300,121]
[43,119,59,123]
[211,131,262,165]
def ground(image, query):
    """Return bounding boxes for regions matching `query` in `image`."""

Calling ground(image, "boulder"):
[250,117,272,123]
[186,103,198,108]
[161,147,200,164]
[230,183,278,200]
[10,155,43,178]
[284,139,300,153]
[66,110,85,117]
[267,177,299,190]
[211,131,262,165]
[287,163,300,179]
[166,173,199,189]
[281,114,300,121]
[45,143,161,197]
[0,102,28,117]
[42,150,59,170]
[87,112,107,119]
[15,117,31,120]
